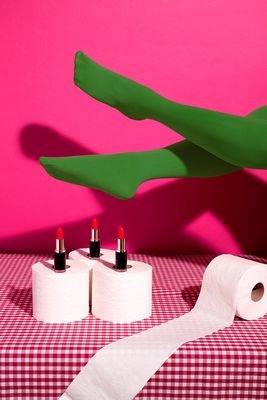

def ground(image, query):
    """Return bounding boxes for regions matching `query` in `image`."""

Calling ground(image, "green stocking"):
[40,51,267,199]
[40,140,239,200]
[72,52,267,168]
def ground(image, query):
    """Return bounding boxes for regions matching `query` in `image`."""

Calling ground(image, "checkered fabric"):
[0,253,267,400]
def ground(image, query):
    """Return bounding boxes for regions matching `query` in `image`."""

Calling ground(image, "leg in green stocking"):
[74,51,267,169]
[40,140,239,200]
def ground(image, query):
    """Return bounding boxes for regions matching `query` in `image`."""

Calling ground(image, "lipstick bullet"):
[54,226,66,272]
[115,226,127,270]
[89,218,100,258]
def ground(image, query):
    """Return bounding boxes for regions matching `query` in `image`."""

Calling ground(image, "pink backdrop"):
[1,1,267,254]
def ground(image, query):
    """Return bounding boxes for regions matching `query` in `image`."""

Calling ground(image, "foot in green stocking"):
[74,51,156,120]
[40,153,144,200]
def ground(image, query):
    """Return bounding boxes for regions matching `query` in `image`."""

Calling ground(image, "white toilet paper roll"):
[69,248,115,262]
[92,260,152,323]
[59,255,267,400]
[69,248,115,307]
[32,259,90,323]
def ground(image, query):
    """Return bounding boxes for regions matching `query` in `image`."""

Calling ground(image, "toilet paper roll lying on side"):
[59,255,267,400]
[32,259,90,323]
[92,260,152,323]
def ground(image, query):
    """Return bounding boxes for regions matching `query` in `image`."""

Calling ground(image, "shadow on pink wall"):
[1,124,267,254]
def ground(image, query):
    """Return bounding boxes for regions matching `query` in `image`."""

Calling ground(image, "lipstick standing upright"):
[89,218,100,258]
[54,226,66,272]
[115,226,127,270]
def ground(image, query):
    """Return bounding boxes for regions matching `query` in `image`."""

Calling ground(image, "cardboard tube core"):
[251,282,264,302]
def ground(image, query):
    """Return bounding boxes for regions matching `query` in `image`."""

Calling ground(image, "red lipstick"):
[115,225,127,270]
[54,226,66,272]
[89,218,100,258]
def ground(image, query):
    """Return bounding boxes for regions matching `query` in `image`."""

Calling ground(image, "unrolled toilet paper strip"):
[59,255,267,400]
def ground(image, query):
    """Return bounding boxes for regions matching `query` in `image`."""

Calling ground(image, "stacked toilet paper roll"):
[59,255,267,400]
[69,248,118,309]
[92,260,152,323]
[69,248,115,262]
[32,259,90,323]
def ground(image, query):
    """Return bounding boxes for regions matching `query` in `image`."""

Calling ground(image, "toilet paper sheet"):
[59,255,267,400]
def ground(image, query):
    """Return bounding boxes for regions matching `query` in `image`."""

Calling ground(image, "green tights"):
[40,51,267,199]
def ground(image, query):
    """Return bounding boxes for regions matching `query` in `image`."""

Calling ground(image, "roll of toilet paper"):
[32,259,90,323]
[69,248,115,308]
[59,255,267,400]
[69,248,115,262]
[92,260,152,323]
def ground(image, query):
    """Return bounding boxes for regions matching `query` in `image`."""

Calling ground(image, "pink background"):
[1,1,267,254]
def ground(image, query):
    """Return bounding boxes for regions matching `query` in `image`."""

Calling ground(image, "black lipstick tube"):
[115,238,127,270]
[89,229,100,258]
[54,239,66,272]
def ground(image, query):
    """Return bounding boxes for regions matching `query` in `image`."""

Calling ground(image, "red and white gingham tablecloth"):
[0,253,267,399]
